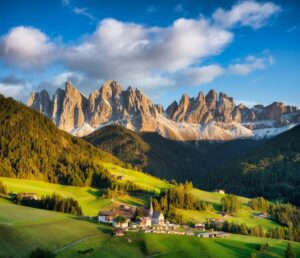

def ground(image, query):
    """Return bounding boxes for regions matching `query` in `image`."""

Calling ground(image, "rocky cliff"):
[27,80,300,140]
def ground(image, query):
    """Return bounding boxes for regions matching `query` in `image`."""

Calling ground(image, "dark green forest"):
[84,125,260,186]
[0,95,122,188]
[210,125,300,205]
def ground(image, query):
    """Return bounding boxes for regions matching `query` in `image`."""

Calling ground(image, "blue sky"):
[0,0,299,108]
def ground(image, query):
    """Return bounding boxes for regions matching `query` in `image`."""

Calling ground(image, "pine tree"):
[285,243,296,258]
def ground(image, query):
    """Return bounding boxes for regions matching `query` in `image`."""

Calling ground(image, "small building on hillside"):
[98,210,118,223]
[114,228,125,237]
[138,216,152,228]
[210,218,225,229]
[198,231,230,238]
[113,219,129,229]
[253,212,269,219]
[214,189,225,194]
[194,223,205,231]
[19,193,38,200]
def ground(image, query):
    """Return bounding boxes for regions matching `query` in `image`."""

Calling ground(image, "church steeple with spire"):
[149,197,153,218]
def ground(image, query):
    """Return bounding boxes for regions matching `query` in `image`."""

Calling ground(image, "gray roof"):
[152,211,163,219]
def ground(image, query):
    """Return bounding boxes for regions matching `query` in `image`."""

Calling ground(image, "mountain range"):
[27,80,300,140]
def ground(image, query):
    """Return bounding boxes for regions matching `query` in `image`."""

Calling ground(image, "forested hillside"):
[0,95,121,187]
[211,124,300,205]
[84,125,260,185]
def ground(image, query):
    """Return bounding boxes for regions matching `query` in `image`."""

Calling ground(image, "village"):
[9,190,270,239]
[98,198,231,238]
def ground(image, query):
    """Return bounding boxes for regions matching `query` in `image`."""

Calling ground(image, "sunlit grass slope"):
[1,201,299,258]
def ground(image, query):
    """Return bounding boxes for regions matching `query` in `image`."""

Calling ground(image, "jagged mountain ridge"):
[27,80,300,140]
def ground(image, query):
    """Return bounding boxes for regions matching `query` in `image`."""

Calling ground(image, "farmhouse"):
[114,228,125,237]
[198,231,230,238]
[253,212,269,219]
[113,219,129,229]
[194,223,205,231]
[210,218,225,228]
[214,189,225,194]
[19,192,38,200]
[98,210,118,223]
[138,216,152,228]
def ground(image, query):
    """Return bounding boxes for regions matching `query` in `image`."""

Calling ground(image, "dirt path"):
[147,250,183,258]
[54,234,99,253]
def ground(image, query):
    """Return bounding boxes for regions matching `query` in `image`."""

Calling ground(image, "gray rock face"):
[166,91,299,126]
[27,80,300,140]
[27,90,51,116]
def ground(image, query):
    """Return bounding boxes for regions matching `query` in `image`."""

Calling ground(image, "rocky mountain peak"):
[205,89,218,110]
[27,80,300,140]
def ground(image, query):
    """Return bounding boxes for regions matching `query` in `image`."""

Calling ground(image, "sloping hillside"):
[84,125,261,186]
[211,125,300,205]
[0,95,121,187]
[1,200,299,258]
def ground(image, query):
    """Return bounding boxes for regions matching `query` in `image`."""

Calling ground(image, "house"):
[211,231,230,238]
[185,231,194,236]
[214,189,225,194]
[98,210,118,223]
[210,218,225,229]
[118,205,136,220]
[114,228,125,237]
[218,211,229,218]
[197,231,230,238]
[138,216,152,228]
[197,232,211,238]
[194,223,205,231]
[19,192,38,200]
[151,211,165,225]
[113,219,129,229]
[253,212,269,219]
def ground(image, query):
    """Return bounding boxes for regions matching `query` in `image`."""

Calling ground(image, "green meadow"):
[0,200,299,258]
[0,164,282,231]
[0,177,146,216]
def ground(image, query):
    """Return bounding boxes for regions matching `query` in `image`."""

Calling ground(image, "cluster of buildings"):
[98,200,166,232]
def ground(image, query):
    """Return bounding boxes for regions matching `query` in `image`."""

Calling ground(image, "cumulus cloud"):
[229,55,274,75]
[0,1,281,95]
[0,74,32,100]
[175,65,224,86]
[64,17,232,87]
[213,1,281,29]
[37,72,102,96]
[0,26,56,70]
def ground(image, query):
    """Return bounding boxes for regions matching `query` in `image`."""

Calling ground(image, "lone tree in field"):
[285,243,296,258]
[0,181,7,196]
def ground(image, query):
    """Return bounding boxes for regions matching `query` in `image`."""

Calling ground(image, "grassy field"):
[0,177,147,216]
[0,172,281,231]
[103,163,171,193]
[1,201,299,258]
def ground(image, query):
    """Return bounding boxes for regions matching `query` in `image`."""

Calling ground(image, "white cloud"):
[64,17,232,86]
[0,26,56,70]
[175,65,224,86]
[73,7,96,21]
[228,55,274,75]
[37,72,102,96]
[0,1,281,95]
[0,74,32,101]
[213,1,281,29]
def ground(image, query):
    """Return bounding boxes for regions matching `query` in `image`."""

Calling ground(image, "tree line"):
[14,193,83,216]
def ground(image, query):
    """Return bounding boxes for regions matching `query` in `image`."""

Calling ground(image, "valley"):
[1,199,300,258]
